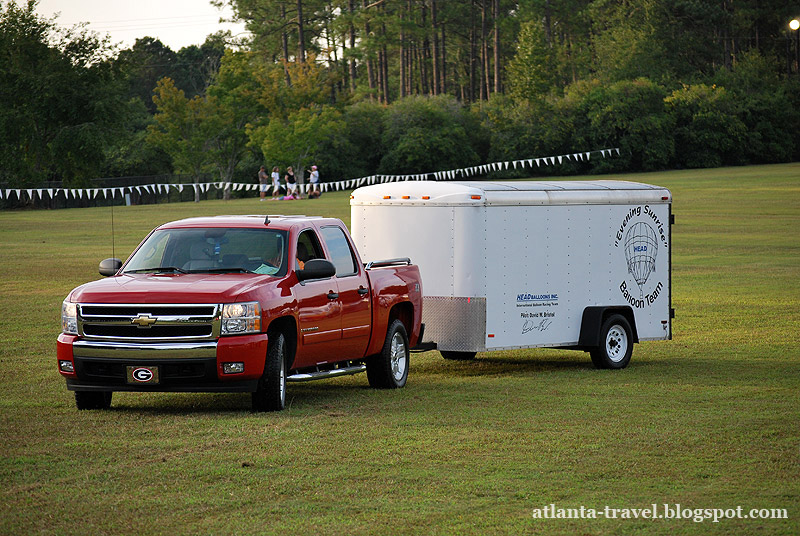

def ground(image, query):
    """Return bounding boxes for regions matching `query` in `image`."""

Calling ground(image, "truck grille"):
[78,304,220,342]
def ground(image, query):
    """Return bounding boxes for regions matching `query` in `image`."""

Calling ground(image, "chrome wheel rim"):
[390,332,408,382]
[605,325,628,363]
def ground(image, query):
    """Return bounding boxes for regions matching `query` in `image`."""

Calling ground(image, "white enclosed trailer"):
[350,180,673,368]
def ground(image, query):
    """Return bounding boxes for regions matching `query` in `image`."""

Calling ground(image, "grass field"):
[1,164,798,535]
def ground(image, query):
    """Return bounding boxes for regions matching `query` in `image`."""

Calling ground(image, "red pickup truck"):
[57,215,423,412]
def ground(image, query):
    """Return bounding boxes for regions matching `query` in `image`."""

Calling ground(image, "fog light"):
[222,362,245,374]
[59,360,74,373]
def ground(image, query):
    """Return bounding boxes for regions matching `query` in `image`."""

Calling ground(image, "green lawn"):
[1,164,798,535]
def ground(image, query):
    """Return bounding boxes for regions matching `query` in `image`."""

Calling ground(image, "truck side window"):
[296,230,324,270]
[321,226,358,277]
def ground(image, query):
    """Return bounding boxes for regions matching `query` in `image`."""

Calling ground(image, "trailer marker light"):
[662,196,669,200]
[488,334,495,338]
[402,195,410,199]
[350,195,354,199]
[422,196,430,200]
[383,195,391,199]
[471,195,482,200]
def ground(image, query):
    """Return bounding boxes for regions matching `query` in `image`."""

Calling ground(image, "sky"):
[36,0,249,51]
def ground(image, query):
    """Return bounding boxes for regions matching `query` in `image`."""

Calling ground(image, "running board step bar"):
[287,364,367,382]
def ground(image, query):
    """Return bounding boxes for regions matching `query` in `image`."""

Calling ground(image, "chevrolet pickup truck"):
[57,215,423,412]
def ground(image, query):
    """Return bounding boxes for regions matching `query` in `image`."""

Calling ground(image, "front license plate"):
[126,365,160,385]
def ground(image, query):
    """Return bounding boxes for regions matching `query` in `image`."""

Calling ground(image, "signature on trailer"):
[522,319,553,335]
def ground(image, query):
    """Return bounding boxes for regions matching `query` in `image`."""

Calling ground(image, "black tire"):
[75,391,112,410]
[252,331,287,412]
[590,314,633,369]
[367,319,410,389]
[440,350,477,361]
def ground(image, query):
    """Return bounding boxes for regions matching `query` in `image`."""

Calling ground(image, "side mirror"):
[99,258,123,277]
[297,259,336,282]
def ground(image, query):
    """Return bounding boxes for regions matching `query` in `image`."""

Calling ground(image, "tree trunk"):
[431,0,440,95]
[297,0,306,63]
[421,2,430,94]
[469,0,477,102]
[440,23,447,94]
[349,0,357,92]
[363,0,376,98]
[480,0,489,100]
[400,4,406,98]
[281,3,291,85]
[493,0,500,93]
[544,0,552,48]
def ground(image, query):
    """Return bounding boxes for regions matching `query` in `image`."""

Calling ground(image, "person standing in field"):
[258,165,269,201]
[271,166,281,200]
[285,166,298,198]
[308,165,321,199]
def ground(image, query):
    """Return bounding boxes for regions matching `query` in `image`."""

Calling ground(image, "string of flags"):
[1,147,620,203]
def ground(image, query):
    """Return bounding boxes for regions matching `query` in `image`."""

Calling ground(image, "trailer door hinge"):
[670,214,675,225]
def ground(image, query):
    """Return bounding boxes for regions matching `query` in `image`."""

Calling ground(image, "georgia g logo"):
[131,367,154,382]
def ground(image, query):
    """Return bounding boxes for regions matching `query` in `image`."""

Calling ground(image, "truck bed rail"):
[364,258,412,270]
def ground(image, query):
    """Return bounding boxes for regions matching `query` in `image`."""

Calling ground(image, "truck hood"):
[69,273,271,304]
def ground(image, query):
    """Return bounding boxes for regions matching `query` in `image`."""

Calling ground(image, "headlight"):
[221,301,261,335]
[62,301,78,335]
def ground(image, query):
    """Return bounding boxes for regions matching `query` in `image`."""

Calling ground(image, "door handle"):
[327,291,339,300]
[358,287,369,296]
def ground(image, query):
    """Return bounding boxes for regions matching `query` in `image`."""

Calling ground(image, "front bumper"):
[58,333,268,392]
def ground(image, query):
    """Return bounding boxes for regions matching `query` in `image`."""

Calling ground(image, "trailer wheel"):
[252,331,287,412]
[75,391,112,410]
[590,314,633,369]
[367,319,409,389]
[440,351,477,361]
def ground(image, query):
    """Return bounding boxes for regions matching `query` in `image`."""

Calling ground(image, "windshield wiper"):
[125,267,187,274]
[187,268,256,274]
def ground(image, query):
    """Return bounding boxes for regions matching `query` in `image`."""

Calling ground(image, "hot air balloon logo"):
[624,222,658,299]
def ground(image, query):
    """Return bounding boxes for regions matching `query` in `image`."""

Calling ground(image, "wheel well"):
[579,306,639,348]
[267,316,297,367]
[388,301,413,336]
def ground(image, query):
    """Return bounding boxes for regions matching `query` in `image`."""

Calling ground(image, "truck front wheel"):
[367,319,409,389]
[75,391,112,410]
[590,314,633,369]
[252,331,287,412]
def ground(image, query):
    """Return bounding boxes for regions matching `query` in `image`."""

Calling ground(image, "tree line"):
[1,0,799,193]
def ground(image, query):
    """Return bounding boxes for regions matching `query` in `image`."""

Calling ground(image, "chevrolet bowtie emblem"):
[131,314,157,328]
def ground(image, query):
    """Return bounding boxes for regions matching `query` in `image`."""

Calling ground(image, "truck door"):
[320,225,372,359]
[293,229,343,368]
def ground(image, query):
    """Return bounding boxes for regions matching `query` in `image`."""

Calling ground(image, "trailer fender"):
[578,306,639,348]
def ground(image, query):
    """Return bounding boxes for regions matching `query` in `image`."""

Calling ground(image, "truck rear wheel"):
[75,391,112,410]
[252,331,287,412]
[590,314,633,369]
[367,319,409,389]
[440,351,477,360]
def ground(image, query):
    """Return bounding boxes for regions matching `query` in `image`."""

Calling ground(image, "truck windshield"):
[123,228,289,277]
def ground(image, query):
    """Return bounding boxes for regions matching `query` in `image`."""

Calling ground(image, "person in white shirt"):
[271,166,281,200]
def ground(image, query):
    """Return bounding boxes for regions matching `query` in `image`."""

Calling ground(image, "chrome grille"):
[78,304,220,342]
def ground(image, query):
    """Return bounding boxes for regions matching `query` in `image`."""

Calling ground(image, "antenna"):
[264,214,270,225]
[111,190,116,259]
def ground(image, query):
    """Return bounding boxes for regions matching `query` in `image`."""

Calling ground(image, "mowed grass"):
[1,164,798,535]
